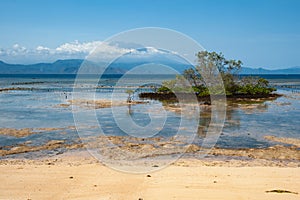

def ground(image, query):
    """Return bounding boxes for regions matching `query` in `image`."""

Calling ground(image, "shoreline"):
[0,132,299,155]
[1,131,299,166]
[1,149,300,168]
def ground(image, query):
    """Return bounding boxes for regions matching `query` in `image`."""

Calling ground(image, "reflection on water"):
[197,100,272,148]
[0,74,299,157]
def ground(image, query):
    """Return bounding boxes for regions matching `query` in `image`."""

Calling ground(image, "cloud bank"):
[0,41,176,64]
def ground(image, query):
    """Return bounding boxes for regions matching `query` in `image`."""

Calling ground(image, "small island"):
[140,51,280,104]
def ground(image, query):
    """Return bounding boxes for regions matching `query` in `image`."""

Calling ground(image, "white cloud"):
[13,44,24,50]
[0,41,180,64]
[129,47,170,55]
[9,44,28,56]
[36,45,50,52]
[55,40,101,54]
[0,41,105,63]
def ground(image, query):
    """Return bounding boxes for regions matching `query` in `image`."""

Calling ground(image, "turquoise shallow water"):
[0,74,299,158]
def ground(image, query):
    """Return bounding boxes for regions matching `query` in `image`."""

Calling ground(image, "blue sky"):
[0,0,299,68]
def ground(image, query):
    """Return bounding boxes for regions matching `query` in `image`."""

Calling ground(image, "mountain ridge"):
[240,66,300,74]
[0,60,299,74]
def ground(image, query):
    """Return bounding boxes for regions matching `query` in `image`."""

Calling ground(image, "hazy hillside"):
[0,59,190,74]
[0,59,83,74]
[240,66,300,74]
[0,59,299,74]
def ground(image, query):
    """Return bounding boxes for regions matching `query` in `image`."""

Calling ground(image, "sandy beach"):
[1,128,300,199]
[0,153,299,200]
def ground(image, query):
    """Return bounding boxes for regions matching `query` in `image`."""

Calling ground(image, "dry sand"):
[0,155,299,200]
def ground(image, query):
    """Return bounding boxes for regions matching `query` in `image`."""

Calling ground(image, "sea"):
[0,74,299,158]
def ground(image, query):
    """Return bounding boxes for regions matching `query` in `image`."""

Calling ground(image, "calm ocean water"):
[0,74,299,157]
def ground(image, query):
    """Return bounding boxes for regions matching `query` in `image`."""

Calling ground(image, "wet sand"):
[65,99,147,109]
[1,130,300,163]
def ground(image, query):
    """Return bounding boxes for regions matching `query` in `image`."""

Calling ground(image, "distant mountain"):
[240,66,300,74]
[0,59,84,74]
[0,59,299,74]
[0,59,130,74]
[0,59,191,74]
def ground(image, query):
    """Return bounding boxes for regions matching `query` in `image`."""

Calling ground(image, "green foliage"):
[236,76,276,95]
[157,86,171,93]
[237,83,276,95]
[183,68,201,87]
[157,51,275,96]
[193,85,210,96]
[196,51,242,75]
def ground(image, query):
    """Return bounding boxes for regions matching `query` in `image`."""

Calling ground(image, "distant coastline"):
[0,59,299,75]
